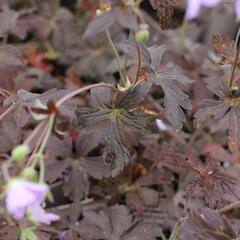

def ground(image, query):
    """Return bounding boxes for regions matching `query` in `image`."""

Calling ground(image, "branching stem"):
[56,82,115,107]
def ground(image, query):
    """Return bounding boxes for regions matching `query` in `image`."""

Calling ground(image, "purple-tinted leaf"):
[63,160,90,201]
[145,45,193,130]
[0,45,24,66]
[194,77,240,147]
[0,116,22,153]
[77,83,154,176]
[149,67,192,130]
[77,204,161,239]
[83,11,117,39]
[0,7,18,37]
[4,89,74,127]
[178,208,239,240]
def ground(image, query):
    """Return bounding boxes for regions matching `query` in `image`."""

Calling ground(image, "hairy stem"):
[56,82,115,107]
[133,31,142,83]
[105,29,126,86]
[169,217,187,240]
[217,200,240,214]
[0,104,15,121]
[31,114,55,183]
[24,119,47,147]
[234,25,240,54]
[38,114,55,155]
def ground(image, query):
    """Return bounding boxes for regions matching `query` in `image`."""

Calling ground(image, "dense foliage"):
[1,0,240,239]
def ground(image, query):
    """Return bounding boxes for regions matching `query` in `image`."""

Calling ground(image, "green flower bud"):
[136,24,150,43]
[21,167,37,181]
[11,145,30,162]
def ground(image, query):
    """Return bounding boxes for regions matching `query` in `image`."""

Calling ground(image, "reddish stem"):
[23,119,47,146]
[0,104,14,121]
[56,83,115,108]
[133,31,142,84]
[229,45,240,89]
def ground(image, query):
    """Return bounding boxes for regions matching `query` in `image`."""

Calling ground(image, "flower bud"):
[135,24,150,43]
[11,145,30,162]
[21,167,37,181]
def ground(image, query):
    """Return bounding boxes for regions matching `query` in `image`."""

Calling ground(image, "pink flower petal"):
[186,0,222,20]
[5,180,48,220]
[28,205,60,225]
[186,0,202,20]
[235,0,240,16]
[202,0,222,7]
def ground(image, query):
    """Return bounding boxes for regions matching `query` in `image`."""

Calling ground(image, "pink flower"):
[186,0,240,20]
[5,179,59,225]
[28,204,60,225]
[6,179,48,219]
[186,0,222,19]
[236,0,240,16]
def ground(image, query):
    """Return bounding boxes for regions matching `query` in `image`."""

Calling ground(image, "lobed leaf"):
[211,33,235,65]
[149,0,176,30]
[77,83,154,176]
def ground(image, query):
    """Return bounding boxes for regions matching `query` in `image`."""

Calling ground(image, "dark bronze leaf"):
[77,82,154,176]
[77,204,161,239]
[178,208,240,240]
[149,0,176,30]
[211,33,235,65]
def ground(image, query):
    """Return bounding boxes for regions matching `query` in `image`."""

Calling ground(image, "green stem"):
[169,217,187,240]
[31,114,55,183]
[38,114,55,155]
[234,25,240,53]
[0,208,15,226]
[105,29,126,86]
[38,114,55,183]
[38,155,45,183]
[161,233,167,240]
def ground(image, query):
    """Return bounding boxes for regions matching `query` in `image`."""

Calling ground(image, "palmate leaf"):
[4,89,75,127]
[126,167,169,214]
[194,76,240,147]
[104,120,130,176]
[83,2,137,39]
[46,130,109,199]
[149,0,176,30]
[147,144,240,206]
[117,41,193,130]
[211,33,236,65]
[178,208,240,240]
[63,160,90,201]
[77,81,154,176]
[77,204,161,240]
[147,45,193,130]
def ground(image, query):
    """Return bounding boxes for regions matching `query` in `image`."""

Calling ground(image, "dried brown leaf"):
[149,0,176,30]
[211,33,235,65]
